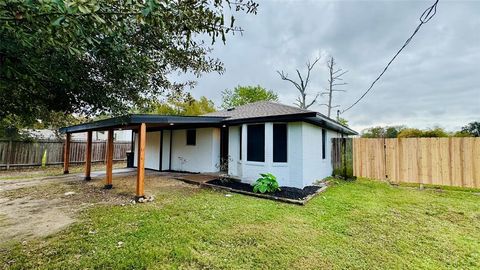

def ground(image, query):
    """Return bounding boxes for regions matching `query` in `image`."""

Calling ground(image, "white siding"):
[227,121,342,188]
[170,128,220,172]
[133,131,161,170]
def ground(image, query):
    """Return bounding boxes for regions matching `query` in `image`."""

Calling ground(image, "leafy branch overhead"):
[0,0,258,124]
[277,57,321,109]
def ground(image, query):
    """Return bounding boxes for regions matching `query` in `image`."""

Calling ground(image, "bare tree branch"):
[277,56,321,109]
[325,56,348,117]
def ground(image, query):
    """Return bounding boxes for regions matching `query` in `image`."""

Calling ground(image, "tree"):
[460,121,480,137]
[337,117,349,127]
[277,57,320,109]
[149,95,216,116]
[221,85,278,109]
[320,56,348,117]
[397,127,448,138]
[361,126,405,138]
[0,0,258,125]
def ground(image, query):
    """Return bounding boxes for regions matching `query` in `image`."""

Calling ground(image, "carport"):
[59,115,225,200]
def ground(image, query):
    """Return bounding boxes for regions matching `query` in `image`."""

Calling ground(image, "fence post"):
[6,140,13,170]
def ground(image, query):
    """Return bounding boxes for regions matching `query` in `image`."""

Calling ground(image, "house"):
[59,101,357,198]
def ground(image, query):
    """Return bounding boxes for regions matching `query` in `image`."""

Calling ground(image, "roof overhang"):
[59,114,226,133]
[304,116,358,135]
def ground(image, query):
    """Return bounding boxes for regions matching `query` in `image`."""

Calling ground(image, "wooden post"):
[104,129,114,189]
[136,123,146,199]
[63,133,71,174]
[85,131,93,181]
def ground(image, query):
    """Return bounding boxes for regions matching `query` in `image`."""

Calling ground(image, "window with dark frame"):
[247,124,265,162]
[186,129,196,145]
[322,129,326,159]
[273,124,287,162]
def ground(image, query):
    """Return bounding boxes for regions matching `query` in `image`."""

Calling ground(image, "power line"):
[341,0,439,114]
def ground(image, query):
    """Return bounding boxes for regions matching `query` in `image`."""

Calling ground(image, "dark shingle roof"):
[203,101,314,120]
[203,101,358,135]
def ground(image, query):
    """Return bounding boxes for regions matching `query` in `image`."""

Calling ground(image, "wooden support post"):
[104,129,114,189]
[85,131,93,181]
[136,123,146,199]
[63,133,71,174]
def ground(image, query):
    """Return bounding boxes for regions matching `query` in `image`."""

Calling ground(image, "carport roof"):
[59,114,226,133]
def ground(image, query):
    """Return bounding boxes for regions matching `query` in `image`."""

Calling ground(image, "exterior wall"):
[133,131,161,170]
[301,123,342,187]
[170,127,221,172]
[134,128,220,172]
[227,121,343,188]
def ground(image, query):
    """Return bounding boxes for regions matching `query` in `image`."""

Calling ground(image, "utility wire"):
[341,0,439,114]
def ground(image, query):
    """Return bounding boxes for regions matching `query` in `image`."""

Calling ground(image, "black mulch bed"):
[207,179,322,200]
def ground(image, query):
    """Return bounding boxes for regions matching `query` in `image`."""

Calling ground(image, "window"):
[247,124,265,162]
[273,124,287,162]
[186,129,196,145]
[322,129,326,159]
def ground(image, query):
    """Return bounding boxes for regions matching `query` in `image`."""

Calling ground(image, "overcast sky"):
[185,0,479,133]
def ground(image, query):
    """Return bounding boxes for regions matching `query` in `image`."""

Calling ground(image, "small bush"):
[253,173,280,193]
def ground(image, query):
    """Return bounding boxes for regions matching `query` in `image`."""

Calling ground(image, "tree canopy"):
[221,85,278,109]
[0,0,258,125]
[148,96,216,116]
[460,121,480,137]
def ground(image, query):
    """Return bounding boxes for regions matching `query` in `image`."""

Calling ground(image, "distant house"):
[61,101,357,189]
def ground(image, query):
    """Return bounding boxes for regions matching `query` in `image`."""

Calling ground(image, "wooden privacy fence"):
[0,140,131,169]
[352,138,480,188]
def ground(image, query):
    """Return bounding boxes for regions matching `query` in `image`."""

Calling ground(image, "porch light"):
[222,125,226,128]
[169,123,174,126]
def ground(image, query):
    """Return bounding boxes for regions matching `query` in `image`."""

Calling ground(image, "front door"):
[220,127,229,172]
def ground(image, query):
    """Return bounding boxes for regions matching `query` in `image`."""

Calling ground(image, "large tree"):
[221,85,278,109]
[0,0,258,124]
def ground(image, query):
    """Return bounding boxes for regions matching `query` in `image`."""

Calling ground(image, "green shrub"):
[253,173,281,193]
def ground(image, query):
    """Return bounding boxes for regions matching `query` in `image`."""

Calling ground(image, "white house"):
[129,101,357,188]
[60,101,356,191]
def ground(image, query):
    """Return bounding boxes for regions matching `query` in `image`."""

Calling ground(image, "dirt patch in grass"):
[0,170,197,244]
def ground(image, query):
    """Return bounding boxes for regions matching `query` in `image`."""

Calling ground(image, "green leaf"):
[51,16,64,26]
[78,5,90,14]
[142,7,151,17]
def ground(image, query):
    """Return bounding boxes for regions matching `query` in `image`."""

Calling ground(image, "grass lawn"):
[1,179,479,269]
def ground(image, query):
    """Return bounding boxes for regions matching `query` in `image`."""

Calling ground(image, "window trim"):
[186,129,196,146]
[273,123,288,163]
[246,123,265,162]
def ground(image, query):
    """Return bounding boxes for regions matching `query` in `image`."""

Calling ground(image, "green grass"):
[1,179,479,269]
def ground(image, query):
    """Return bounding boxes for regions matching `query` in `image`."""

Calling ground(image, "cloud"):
[185,0,480,132]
